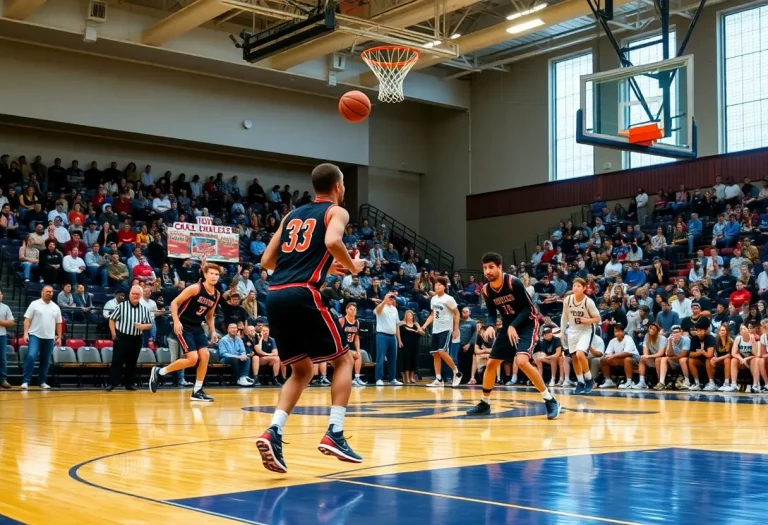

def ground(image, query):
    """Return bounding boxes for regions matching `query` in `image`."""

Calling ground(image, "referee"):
[108,285,153,391]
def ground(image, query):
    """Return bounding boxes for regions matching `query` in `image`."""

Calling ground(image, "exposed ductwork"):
[267,0,485,70]
[142,0,232,46]
[357,0,638,86]
[3,0,48,19]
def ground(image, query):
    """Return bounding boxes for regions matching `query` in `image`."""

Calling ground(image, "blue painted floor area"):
[171,448,768,524]
[0,515,26,525]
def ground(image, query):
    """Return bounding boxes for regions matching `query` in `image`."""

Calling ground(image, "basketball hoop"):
[361,45,420,103]
[619,122,664,147]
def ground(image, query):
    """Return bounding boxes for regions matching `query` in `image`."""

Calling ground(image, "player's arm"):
[583,299,602,325]
[508,278,533,330]
[449,302,460,339]
[206,302,219,343]
[325,207,362,274]
[170,285,199,337]
[731,337,741,360]
[484,286,497,328]
[421,310,434,331]
[260,217,287,271]
[559,305,569,350]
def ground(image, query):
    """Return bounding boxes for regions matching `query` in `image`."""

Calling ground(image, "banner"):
[167,217,239,263]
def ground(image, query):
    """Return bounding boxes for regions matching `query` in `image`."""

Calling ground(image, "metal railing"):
[359,204,454,273]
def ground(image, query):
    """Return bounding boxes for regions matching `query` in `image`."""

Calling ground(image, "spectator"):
[598,324,639,389]
[39,240,62,285]
[221,293,248,332]
[107,253,129,288]
[19,237,40,283]
[687,213,703,254]
[0,289,13,389]
[730,280,751,309]
[62,231,87,256]
[102,290,125,318]
[62,247,87,286]
[254,324,283,385]
[132,255,156,285]
[57,283,76,311]
[374,293,400,385]
[52,216,70,245]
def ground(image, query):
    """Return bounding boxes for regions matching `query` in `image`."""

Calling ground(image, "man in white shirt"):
[757,262,768,299]
[48,202,68,226]
[62,247,87,286]
[21,286,63,390]
[604,256,623,281]
[0,289,14,389]
[140,285,160,345]
[421,276,462,387]
[373,292,402,386]
[152,193,171,214]
[635,188,649,225]
[598,324,639,389]
[671,289,693,320]
[52,217,70,245]
[103,291,125,319]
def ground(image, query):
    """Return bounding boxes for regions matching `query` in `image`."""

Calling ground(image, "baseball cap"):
[671,324,682,332]
[542,327,553,334]
[694,317,711,330]
[614,322,625,331]
[676,288,686,294]
[691,301,701,308]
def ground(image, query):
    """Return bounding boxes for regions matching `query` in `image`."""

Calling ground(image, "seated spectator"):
[57,283,76,312]
[625,262,646,293]
[117,221,137,258]
[19,236,40,282]
[132,255,156,285]
[654,325,690,390]
[598,324,639,389]
[39,240,63,285]
[731,324,758,392]
[63,231,87,256]
[679,317,716,391]
[533,327,561,387]
[672,289,693,320]
[730,280,751,309]
[632,322,667,389]
[249,325,282,385]
[0,204,19,238]
[221,292,248,332]
[62,247,87,286]
[107,253,129,288]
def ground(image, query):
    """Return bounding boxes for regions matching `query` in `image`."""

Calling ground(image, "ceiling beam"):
[358,0,637,86]
[142,0,232,46]
[3,0,48,19]
[268,0,484,70]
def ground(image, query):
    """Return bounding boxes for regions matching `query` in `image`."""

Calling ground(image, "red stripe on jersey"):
[308,286,346,362]
[177,282,201,317]
[309,250,332,285]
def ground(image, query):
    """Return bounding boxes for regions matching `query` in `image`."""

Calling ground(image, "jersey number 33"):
[281,218,316,253]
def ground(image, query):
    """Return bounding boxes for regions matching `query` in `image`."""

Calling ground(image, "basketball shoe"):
[256,426,288,473]
[318,427,363,463]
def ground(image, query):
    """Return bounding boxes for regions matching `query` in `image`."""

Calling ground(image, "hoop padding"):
[361,46,420,103]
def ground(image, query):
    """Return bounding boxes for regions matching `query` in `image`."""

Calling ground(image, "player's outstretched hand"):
[351,253,366,275]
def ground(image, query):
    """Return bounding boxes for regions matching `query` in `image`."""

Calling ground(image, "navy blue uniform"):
[177,281,220,353]
[483,273,539,360]
[339,317,360,351]
[266,199,346,365]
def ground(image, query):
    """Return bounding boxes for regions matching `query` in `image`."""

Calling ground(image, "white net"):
[361,46,420,103]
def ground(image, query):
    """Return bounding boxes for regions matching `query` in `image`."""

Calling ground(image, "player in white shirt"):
[421,276,462,387]
[559,278,601,394]
[755,319,768,392]
[599,324,639,389]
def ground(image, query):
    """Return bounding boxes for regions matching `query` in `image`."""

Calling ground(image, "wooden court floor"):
[2,385,768,525]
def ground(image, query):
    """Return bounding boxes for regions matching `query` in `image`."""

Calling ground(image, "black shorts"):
[179,326,209,353]
[430,331,451,353]
[490,322,538,362]
[266,284,346,366]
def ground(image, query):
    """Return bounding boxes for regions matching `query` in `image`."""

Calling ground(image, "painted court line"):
[334,478,644,525]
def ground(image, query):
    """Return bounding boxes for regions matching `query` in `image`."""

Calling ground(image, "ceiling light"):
[506,3,548,20]
[424,40,442,48]
[506,18,545,34]
[450,33,461,39]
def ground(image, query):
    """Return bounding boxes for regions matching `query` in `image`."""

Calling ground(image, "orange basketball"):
[339,90,371,123]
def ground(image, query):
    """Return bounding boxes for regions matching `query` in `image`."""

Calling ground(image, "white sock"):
[159,367,168,376]
[271,409,288,435]
[482,395,490,404]
[193,380,203,392]
[724,380,730,386]
[576,373,585,383]
[639,375,645,382]
[329,405,346,433]
[542,388,553,401]
[355,374,361,378]
[435,375,442,381]
[584,371,593,380]
[694,379,700,385]
[511,374,517,381]
[453,367,459,374]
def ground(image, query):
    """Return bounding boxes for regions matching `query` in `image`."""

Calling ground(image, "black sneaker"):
[148,366,160,393]
[583,378,595,394]
[318,426,363,463]
[545,397,561,420]
[256,426,288,473]
[574,382,585,394]
[190,389,214,402]
[466,400,491,416]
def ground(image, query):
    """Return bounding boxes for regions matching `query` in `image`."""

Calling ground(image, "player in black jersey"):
[340,303,366,386]
[148,262,221,402]
[256,163,366,474]
[466,252,560,419]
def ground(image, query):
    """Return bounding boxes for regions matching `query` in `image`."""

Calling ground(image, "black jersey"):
[339,317,360,347]
[270,200,337,288]
[178,281,220,328]
[483,273,537,329]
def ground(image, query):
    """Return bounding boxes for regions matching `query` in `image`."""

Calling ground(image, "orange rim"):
[361,45,421,68]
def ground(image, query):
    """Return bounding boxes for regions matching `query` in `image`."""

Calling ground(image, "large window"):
[551,52,594,180]
[722,5,768,152]
[625,32,677,168]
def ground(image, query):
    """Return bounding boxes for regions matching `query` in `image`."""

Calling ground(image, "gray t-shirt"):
[0,302,14,336]
[669,335,691,356]
[643,334,667,356]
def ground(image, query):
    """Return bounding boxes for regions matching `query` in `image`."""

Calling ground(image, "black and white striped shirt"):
[110,300,152,336]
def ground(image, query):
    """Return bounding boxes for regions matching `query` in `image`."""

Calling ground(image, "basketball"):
[338,90,371,123]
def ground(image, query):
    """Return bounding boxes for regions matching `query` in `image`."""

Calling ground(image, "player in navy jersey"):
[149,262,221,402]
[256,163,366,474]
[340,303,366,386]
[466,252,560,419]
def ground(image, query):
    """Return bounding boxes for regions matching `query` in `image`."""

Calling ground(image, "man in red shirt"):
[113,192,132,219]
[729,280,751,310]
[117,221,137,258]
[132,255,156,284]
[63,231,88,256]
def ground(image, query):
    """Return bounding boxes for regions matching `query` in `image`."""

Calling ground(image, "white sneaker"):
[688,383,701,391]
[390,379,403,386]
[703,381,718,391]
[723,384,738,392]
[562,379,576,387]
[618,381,632,389]
[452,372,462,387]
[718,383,730,392]
[40,383,51,390]
[427,379,443,387]
[237,377,251,386]
[630,381,647,390]
[352,377,366,387]
[21,383,28,390]
[244,377,255,384]
[548,380,555,387]
[505,378,518,386]
[751,385,761,394]
[599,379,616,389]
[376,379,384,386]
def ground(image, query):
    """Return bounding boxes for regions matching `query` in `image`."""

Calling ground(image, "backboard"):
[576,54,697,159]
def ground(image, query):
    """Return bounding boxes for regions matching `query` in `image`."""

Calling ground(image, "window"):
[722,5,768,153]
[551,52,594,180]
[625,32,677,168]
